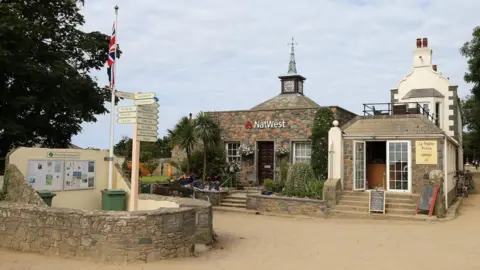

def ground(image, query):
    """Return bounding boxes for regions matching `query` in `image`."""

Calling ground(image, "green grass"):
[140,175,170,183]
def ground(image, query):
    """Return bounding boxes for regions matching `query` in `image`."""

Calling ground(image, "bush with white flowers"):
[276,145,289,157]
[238,143,254,157]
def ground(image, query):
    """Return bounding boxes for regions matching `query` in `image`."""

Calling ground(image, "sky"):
[72,0,480,149]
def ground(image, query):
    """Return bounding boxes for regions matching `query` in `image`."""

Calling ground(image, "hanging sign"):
[415,141,437,165]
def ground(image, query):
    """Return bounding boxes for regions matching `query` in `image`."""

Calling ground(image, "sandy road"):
[1,172,480,270]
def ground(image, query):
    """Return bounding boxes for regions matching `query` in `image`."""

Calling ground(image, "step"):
[386,208,416,215]
[385,202,417,209]
[341,191,370,197]
[385,193,420,200]
[223,197,247,203]
[330,209,432,222]
[213,206,258,214]
[386,197,418,204]
[334,205,369,213]
[339,195,369,202]
[337,200,369,207]
[219,202,246,208]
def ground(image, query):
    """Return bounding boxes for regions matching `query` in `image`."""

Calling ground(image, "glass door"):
[387,141,411,192]
[353,141,366,190]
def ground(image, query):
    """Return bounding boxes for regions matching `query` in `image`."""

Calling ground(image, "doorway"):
[353,140,411,192]
[257,141,274,185]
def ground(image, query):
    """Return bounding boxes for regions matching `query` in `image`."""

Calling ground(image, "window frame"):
[292,141,312,164]
[225,142,241,163]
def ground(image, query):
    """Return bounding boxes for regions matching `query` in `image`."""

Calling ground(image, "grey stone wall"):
[194,190,229,206]
[2,164,45,206]
[246,194,326,217]
[139,194,213,245]
[0,202,196,263]
[323,178,342,207]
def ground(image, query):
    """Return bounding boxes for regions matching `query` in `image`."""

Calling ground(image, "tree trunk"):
[202,146,207,184]
[186,150,191,174]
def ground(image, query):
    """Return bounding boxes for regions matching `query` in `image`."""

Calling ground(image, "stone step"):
[330,209,434,222]
[386,208,416,216]
[338,200,369,207]
[339,195,369,202]
[386,193,420,200]
[223,197,247,203]
[385,202,417,209]
[341,191,369,197]
[334,205,369,213]
[213,206,258,215]
[219,202,246,208]
[386,197,418,204]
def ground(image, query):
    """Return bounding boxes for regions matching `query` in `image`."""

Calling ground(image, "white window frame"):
[386,140,412,193]
[353,141,366,191]
[292,142,312,164]
[225,142,241,163]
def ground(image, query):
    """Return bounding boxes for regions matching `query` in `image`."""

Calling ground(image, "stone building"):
[171,42,356,185]
[328,38,463,213]
[207,43,356,185]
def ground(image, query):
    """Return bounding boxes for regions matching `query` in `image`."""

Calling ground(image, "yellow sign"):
[415,141,437,165]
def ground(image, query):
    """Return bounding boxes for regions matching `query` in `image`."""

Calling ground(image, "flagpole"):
[107,5,119,190]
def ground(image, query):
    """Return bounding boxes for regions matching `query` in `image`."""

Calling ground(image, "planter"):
[261,190,273,196]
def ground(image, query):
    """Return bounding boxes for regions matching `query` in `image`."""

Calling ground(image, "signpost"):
[115,91,159,211]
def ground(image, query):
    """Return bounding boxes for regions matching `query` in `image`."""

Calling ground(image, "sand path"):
[1,172,480,270]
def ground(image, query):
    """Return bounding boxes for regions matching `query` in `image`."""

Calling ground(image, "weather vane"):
[287,37,298,50]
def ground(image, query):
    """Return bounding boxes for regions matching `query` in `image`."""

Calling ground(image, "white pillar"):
[328,120,343,187]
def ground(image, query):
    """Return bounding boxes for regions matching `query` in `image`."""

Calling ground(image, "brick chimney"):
[422,37,428,48]
[413,37,432,67]
[416,38,422,48]
[433,65,437,71]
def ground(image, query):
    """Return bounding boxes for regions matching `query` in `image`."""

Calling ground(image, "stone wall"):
[0,202,196,263]
[139,194,213,244]
[246,194,326,217]
[2,164,45,206]
[323,178,342,207]
[194,189,229,206]
[343,138,444,194]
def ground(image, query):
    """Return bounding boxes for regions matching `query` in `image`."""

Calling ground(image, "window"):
[226,142,240,163]
[293,142,312,164]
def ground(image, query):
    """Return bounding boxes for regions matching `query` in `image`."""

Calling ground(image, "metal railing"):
[363,102,439,126]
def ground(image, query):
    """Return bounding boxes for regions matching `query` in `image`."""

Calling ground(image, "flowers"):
[238,143,254,157]
[227,161,242,173]
[276,145,290,157]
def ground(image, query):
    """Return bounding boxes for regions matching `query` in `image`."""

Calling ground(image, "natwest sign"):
[245,120,286,129]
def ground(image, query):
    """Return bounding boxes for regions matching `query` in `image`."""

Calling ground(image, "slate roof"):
[402,88,444,99]
[250,93,320,111]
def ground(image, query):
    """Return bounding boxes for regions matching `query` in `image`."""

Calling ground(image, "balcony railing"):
[363,102,439,126]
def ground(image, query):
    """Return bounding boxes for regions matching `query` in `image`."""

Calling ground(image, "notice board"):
[26,159,95,191]
[369,189,386,214]
[415,141,438,165]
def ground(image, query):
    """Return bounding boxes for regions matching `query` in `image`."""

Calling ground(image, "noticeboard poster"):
[27,160,64,191]
[63,160,95,190]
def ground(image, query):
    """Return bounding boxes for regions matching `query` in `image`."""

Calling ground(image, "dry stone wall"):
[139,194,213,244]
[246,194,326,217]
[0,202,196,263]
[2,164,45,205]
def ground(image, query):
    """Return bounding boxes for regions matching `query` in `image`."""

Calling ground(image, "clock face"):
[298,81,303,94]
[283,80,294,93]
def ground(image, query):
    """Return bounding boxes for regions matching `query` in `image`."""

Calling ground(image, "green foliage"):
[114,136,172,160]
[284,163,315,195]
[143,161,159,175]
[168,117,197,173]
[263,179,275,191]
[279,159,289,184]
[0,1,123,158]
[310,107,334,180]
[181,143,227,181]
[195,112,222,182]
[121,160,131,179]
[303,180,324,199]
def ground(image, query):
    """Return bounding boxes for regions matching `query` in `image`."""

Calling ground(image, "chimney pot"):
[189,113,192,119]
[416,38,422,48]
[433,65,437,71]
[422,37,428,48]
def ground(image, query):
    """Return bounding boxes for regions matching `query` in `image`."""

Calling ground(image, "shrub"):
[284,163,315,195]
[279,159,289,185]
[263,178,275,191]
[304,180,324,199]
[310,107,334,180]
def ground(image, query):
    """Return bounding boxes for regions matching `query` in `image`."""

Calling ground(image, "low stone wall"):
[323,178,342,207]
[0,202,196,263]
[2,164,45,205]
[139,194,213,244]
[246,194,326,217]
[194,189,229,206]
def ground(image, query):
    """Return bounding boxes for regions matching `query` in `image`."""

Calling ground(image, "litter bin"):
[101,189,126,211]
[37,190,56,206]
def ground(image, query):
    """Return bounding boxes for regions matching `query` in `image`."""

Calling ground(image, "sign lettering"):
[415,141,437,165]
[245,120,286,129]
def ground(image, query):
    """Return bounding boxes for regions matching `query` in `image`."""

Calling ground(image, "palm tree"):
[168,116,197,173]
[195,112,221,183]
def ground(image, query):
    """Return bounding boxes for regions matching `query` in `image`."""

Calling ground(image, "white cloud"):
[73,0,480,148]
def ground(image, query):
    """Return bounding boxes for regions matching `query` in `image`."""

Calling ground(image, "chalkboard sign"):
[416,184,439,216]
[369,189,386,214]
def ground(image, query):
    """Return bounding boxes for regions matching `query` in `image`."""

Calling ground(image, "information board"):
[63,160,96,190]
[27,160,64,191]
[369,189,386,214]
[26,159,95,191]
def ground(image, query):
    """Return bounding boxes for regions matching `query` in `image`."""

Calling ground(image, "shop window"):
[293,142,312,164]
[226,142,241,163]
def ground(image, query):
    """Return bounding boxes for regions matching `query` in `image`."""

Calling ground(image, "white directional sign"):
[138,124,158,131]
[117,106,137,113]
[117,112,137,118]
[141,103,159,108]
[134,99,156,106]
[137,118,158,125]
[117,118,136,124]
[137,129,158,137]
[137,112,158,119]
[137,135,157,142]
[137,106,158,114]
[135,93,156,99]
[115,91,135,99]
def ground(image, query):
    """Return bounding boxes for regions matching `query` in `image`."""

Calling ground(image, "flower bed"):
[246,194,327,217]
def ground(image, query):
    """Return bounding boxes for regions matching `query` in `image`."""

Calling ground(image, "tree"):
[0,1,121,159]
[168,117,197,173]
[113,135,172,160]
[310,108,334,180]
[195,112,221,183]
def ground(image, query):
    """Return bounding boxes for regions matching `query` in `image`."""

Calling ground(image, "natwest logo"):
[245,120,286,129]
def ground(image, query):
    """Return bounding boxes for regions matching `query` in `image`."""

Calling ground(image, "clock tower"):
[279,37,306,95]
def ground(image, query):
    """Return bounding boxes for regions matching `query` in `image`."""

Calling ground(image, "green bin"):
[101,189,126,211]
[37,190,56,206]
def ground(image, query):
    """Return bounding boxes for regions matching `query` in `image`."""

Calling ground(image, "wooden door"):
[257,142,274,185]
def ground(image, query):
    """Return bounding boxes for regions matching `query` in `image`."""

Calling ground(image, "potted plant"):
[238,143,255,158]
[276,145,289,159]
[262,178,275,195]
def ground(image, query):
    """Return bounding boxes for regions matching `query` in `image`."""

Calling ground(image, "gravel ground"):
[1,173,479,270]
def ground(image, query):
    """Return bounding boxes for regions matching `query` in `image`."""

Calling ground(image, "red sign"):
[245,121,253,129]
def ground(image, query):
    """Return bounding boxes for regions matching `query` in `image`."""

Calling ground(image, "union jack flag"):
[107,23,116,88]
